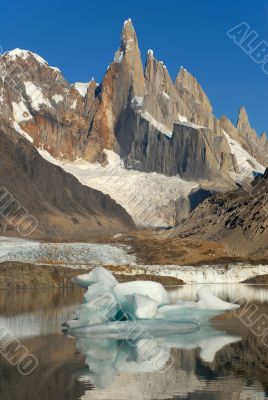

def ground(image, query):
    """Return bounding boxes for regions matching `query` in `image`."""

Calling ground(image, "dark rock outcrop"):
[175,168,268,256]
[124,121,235,180]
[175,187,215,224]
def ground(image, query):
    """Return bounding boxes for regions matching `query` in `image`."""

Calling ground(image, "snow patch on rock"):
[124,18,132,26]
[176,120,205,130]
[52,94,64,103]
[4,49,48,66]
[13,122,33,143]
[162,91,170,100]
[12,101,32,122]
[24,81,52,110]
[177,114,188,122]
[70,99,77,109]
[141,111,173,138]
[131,96,144,108]
[73,82,89,97]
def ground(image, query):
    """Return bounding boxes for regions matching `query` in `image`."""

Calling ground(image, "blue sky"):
[0,0,267,134]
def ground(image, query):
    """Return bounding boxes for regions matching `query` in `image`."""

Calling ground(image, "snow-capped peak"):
[3,48,48,65]
[2,49,62,74]
[124,18,132,25]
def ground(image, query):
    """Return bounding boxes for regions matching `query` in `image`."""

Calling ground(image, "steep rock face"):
[85,19,146,161]
[143,50,177,129]
[0,122,135,239]
[174,67,221,134]
[125,122,235,180]
[103,22,262,182]
[110,29,237,181]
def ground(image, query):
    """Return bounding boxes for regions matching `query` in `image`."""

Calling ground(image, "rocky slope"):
[0,122,135,239]
[175,168,268,256]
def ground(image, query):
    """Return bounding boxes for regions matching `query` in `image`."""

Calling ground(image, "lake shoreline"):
[0,262,185,289]
[0,261,268,289]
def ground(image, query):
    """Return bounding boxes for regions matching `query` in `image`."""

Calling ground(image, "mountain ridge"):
[0,19,266,179]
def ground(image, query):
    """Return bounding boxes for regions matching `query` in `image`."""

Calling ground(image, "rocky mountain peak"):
[121,18,135,47]
[144,49,173,94]
[260,131,267,144]
[114,19,145,96]
[219,115,240,141]
[114,19,136,62]
[237,106,257,140]
[175,67,212,114]
[82,19,147,160]
[237,106,251,132]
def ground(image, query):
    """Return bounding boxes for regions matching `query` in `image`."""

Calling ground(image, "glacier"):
[38,148,198,227]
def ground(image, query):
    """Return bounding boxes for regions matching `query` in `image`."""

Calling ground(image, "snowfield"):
[38,149,198,227]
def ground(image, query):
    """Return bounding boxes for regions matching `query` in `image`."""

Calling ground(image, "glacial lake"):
[0,284,267,400]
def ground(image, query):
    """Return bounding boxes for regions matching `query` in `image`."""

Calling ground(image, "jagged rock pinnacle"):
[237,106,251,132]
[121,18,135,48]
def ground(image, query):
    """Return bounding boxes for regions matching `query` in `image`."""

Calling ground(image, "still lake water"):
[0,284,267,400]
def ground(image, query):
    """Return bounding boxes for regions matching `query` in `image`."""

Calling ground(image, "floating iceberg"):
[63,267,240,388]
[195,286,240,310]
[63,267,241,385]
[67,267,240,329]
